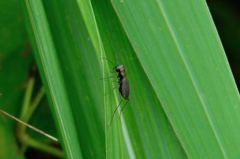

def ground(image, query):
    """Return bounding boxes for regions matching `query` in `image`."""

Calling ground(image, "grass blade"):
[22,0,82,158]
[92,0,186,158]
[111,0,240,158]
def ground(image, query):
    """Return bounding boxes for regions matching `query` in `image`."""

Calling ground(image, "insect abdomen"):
[121,78,129,100]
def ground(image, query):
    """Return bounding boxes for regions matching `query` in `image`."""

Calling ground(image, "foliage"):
[1,0,240,158]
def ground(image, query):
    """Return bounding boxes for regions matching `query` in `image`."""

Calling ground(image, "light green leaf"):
[111,0,240,158]
[22,0,82,158]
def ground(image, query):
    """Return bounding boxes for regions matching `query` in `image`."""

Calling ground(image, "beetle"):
[101,58,129,125]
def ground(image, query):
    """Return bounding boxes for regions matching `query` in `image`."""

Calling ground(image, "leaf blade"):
[22,0,82,158]
[111,0,240,158]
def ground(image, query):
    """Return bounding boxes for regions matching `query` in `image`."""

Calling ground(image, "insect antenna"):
[101,58,117,67]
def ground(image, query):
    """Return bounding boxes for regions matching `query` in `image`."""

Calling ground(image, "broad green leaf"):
[92,0,186,158]
[42,0,105,158]
[112,0,240,158]
[21,0,82,158]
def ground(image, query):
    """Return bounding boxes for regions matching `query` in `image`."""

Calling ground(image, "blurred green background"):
[0,0,240,158]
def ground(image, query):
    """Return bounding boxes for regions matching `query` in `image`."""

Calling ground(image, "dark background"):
[207,0,240,89]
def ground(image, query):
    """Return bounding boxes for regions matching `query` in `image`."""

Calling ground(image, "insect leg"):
[100,76,116,80]
[104,81,122,95]
[104,84,118,95]
[109,70,116,73]
[110,92,122,125]
[120,99,129,120]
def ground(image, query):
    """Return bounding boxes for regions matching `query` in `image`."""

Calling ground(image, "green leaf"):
[21,0,82,158]
[92,0,186,158]
[111,0,240,158]
[42,0,105,158]
[2,0,240,158]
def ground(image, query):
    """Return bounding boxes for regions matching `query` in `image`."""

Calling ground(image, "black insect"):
[101,58,129,125]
